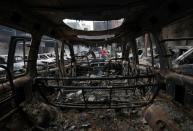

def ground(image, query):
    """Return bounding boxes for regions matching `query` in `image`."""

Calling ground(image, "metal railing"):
[34,71,159,109]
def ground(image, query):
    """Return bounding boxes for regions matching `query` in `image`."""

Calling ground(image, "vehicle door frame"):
[7,36,31,76]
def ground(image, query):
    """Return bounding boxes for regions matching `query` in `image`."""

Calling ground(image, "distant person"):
[100,48,108,60]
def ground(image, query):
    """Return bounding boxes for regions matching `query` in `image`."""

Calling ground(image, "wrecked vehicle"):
[0,0,193,131]
[173,47,193,76]
[37,53,56,69]
[0,55,25,74]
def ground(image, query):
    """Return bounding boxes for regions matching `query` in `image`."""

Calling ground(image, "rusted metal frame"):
[130,38,139,65]
[144,33,148,57]
[81,89,87,108]
[58,42,66,86]
[55,100,148,105]
[7,36,31,75]
[152,32,169,70]
[55,100,148,108]
[122,42,131,77]
[23,40,26,67]
[68,43,75,63]
[54,41,59,70]
[162,71,193,86]
[53,104,147,109]
[122,42,128,59]
[52,98,152,109]
[53,102,149,109]
[52,41,63,87]
[148,33,155,68]
[54,41,60,86]
[160,37,193,43]
[55,99,148,104]
[35,74,154,81]
[54,101,149,108]
[60,43,65,74]
[24,33,43,101]
[42,83,156,90]
[54,41,59,66]
[27,33,43,77]
[37,82,160,109]
[128,38,139,86]
[67,43,76,76]
[27,32,43,78]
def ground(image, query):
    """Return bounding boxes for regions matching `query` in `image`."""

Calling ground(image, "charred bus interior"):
[0,0,193,130]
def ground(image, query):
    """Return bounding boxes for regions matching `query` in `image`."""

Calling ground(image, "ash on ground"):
[2,98,151,131]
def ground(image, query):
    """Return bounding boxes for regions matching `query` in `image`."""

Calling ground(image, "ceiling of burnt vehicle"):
[0,0,192,42]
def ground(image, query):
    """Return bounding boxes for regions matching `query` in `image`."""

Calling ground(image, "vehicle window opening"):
[136,32,160,68]
[37,35,62,77]
[34,41,159,109]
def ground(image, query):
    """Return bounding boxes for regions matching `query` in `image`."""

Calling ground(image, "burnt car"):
[173,48,193,76]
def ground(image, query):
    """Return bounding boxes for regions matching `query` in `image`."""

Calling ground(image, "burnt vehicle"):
[37,53,56,69]
[172,47,193,76]
[0,0,193,131]
[0,55,25,75]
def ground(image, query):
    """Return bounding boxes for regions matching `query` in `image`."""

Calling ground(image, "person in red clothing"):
[100,47,108,59]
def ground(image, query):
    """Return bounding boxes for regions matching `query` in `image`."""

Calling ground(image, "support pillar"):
[27,32,42,77]
[130,38,139,65]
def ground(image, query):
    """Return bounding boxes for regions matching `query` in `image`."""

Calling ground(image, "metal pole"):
[23,40,26,67]
[148,33,154,68]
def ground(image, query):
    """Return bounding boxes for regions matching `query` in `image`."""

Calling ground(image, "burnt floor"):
[1,97,151,131]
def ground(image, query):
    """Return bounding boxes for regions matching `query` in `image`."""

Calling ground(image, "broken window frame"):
[7,36,31,78]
